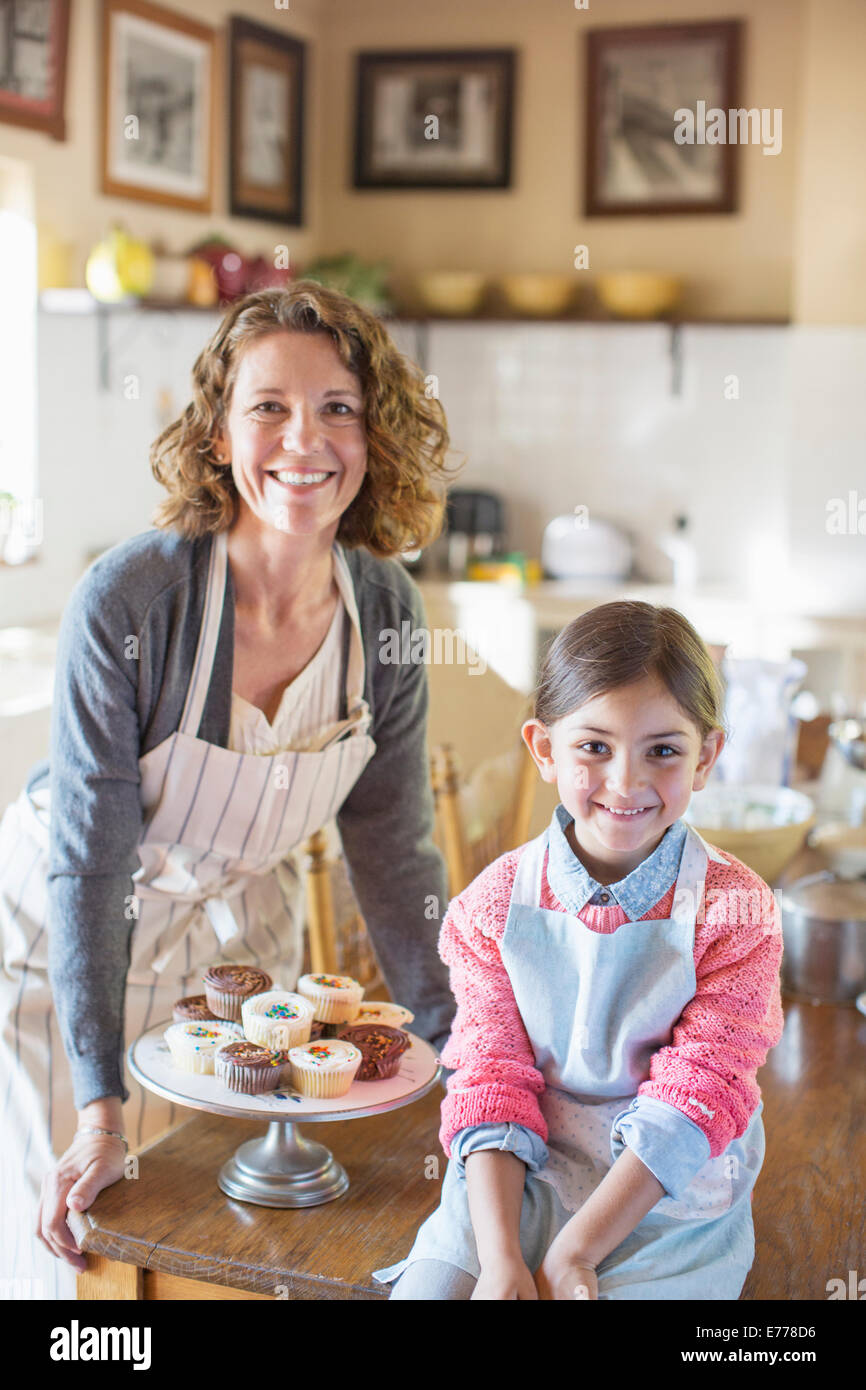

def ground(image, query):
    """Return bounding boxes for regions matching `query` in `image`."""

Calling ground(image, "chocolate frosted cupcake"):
[214,1040,288,1094]
[202,964,272,1022]
[172,995,218,1024]
[337,1024,410,1081]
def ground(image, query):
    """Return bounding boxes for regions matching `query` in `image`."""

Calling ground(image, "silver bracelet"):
[76,1126,129,1152]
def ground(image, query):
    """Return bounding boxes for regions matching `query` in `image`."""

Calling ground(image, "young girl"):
[373,601,784,1301]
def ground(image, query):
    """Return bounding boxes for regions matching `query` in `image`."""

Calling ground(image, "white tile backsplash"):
[0,313,863,628]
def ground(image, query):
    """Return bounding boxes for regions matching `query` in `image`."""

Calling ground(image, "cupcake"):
[164,1021,239,1074]
[215,1040,288,1095]
[242,991,315,1051]
[348,1001,414,1030]
[202,964,272,1022]
[172,995,217,1024]
[287,1039,362,1098]
[296,972,363,1024]
[338,1024,410,1081]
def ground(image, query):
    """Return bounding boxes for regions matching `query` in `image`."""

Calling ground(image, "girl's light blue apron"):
[373,820,765,1300]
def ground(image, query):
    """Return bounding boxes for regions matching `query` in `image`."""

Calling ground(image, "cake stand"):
[128,1022,442,1209]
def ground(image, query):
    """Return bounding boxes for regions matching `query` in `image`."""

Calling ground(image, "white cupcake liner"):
[288,1042,362,1098]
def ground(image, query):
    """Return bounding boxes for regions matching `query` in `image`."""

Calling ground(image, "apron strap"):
[331,543,367,720]
[179,531,228,737]
[509,827,549,910]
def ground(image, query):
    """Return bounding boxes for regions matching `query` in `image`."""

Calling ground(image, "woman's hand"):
[36,1132,128,1271]
[472,1253,539,1300]
[535,1232,599,1301]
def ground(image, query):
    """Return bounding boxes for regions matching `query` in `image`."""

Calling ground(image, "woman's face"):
[217,329,367,541]
[523,674,723,880]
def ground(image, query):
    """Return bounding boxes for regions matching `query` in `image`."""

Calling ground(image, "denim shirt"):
[450,807,715,1200]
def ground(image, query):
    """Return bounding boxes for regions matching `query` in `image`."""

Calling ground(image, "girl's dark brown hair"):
[534,601,726,741]
[150,281,459,555]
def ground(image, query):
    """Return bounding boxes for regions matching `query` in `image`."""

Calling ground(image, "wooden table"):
[71,849,865,1301]
[71,1087,446,1300]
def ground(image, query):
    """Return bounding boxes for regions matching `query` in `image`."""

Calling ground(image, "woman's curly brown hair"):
[150,281,459,555]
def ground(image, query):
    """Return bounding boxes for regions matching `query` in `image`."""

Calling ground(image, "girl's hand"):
[472,1253,539,1300]
[36,1132,128,1271]
[535,1247,599,1301]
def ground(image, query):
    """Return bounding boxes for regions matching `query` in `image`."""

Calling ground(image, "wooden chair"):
[302,741,538,973]
[430,740,538,896]
[301,829,385,992]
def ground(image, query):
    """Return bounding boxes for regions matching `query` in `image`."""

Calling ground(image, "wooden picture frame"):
[354,48,515,190]
[228,16,304,225]
[584,21,741,217]
[100,0,215,212]
[0,0,71,141]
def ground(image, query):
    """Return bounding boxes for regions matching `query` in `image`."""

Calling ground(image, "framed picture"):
[228,17,304,225]
[584,21,741,216]
[0,0,71,140]
[100,0,215,212]
[354,49,515,190]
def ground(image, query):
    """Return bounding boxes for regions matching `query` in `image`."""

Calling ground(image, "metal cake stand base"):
[128,1023,442,1209]
[218,1120,349,1207]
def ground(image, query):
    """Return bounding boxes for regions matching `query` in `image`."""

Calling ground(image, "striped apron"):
[0,531,376,1299]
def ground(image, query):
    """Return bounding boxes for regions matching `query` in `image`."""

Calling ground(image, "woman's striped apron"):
[0,530,375,1299]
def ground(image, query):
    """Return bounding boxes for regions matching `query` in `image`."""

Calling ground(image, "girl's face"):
[523,674,724,882]
[217,329,367,542]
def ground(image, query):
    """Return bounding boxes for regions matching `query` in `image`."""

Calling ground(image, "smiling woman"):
[150,282,450,553]
[0,281,461,1299]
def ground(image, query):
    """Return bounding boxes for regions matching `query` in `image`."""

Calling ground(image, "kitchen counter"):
[416,576,866,700]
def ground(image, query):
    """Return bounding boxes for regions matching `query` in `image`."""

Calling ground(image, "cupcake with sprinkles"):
[164,1021,239,1074]
[296,972,363,1024]
[338,1024,410,1081]
[288,1039,363,1098]
[215,1040,288,1095]
[242,991,315,1051]
[202,964,272,1022]
[172,995,218,1024]
[348,1001,414,1030]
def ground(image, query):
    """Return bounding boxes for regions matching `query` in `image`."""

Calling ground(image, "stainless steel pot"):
[779,870,866,1004]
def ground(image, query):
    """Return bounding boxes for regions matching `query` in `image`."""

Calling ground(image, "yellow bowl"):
[499,273,576,317]
[685,785,816,885]
[595,271,682,320]
[415,271,486,317]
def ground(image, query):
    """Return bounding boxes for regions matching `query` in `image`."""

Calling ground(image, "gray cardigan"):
[29,527,455,1109]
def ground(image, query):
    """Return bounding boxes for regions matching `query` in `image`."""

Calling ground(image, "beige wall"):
[0,0,324,282]
[318,0,805,320]
[3,0,864,322]
[792,0,866,324]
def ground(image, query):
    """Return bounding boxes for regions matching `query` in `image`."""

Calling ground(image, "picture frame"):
[354,48,515,190]
[100,0,215,212]
[584,21,741,217]
[228,16,305,225]
[0,0,71,141]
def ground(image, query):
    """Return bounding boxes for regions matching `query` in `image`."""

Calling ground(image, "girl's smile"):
[524,674,724,882]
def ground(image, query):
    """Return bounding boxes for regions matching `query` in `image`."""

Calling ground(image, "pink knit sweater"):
[438,841,784,1161]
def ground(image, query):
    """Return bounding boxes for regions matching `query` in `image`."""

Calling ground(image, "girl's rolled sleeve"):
[609,1096,711,1200]
[450,1122,550,1179]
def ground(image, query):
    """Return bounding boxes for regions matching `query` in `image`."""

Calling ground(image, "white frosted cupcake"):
[242,991,315,1051]
[296,973,364,1024]
[164,1022,239,1074]
[348,1001,414,1029]
[288,1039,362,1098]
